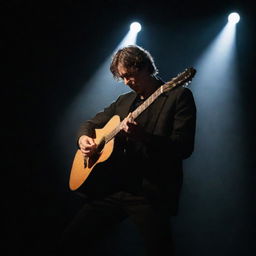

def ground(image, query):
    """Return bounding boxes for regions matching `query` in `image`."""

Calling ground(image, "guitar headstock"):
[163,67,196,92]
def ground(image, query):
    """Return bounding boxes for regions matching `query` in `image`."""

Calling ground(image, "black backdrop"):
[3,1,255,255]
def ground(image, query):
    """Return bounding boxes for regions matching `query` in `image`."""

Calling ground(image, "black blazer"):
[77,86,196,214]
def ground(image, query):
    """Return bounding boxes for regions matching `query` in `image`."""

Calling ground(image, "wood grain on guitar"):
[69,115,120,190]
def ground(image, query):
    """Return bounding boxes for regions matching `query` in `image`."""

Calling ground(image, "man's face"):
[117,64,149,95]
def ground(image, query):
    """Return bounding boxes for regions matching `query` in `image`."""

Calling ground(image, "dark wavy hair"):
[110,45,158,81]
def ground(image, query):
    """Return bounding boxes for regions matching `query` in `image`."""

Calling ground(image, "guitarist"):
[59,45,197,256]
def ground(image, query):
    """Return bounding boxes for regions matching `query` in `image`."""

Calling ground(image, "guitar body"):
[69,115,121,192]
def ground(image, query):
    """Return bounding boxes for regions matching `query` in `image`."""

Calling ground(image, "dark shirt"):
[111,95,149,194]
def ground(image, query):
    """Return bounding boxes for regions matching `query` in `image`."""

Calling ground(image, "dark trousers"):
[58,191,175,256]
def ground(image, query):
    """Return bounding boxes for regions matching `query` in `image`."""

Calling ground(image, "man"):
[59,45,196,256]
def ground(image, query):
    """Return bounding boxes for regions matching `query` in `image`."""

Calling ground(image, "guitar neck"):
[131,85,164,119]
[105,85,165,143]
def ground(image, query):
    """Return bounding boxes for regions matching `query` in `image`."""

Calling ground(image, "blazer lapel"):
[117,90,169,133]
[118,92,137,120]
[144,93,169,134]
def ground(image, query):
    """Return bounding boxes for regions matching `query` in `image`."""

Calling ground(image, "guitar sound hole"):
[88,153,101,168]
[83,159,87,168]
[97,139,106,153]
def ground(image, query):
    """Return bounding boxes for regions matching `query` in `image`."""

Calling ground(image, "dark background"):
[2,0,255,255]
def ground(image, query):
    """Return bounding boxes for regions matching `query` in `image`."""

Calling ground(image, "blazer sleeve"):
[77,100,117,140]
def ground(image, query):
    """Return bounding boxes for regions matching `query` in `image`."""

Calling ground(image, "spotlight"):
[228,12,240,24]
[130,22,142,32]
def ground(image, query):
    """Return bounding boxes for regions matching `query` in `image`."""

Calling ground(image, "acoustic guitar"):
[69,67,196,192]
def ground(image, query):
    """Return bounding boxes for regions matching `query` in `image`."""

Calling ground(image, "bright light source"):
[130,22,142,32]
[228,12,240,24]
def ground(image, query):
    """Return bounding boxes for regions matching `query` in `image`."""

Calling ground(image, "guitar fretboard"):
[104,84,167,143]
[131,85,164,119]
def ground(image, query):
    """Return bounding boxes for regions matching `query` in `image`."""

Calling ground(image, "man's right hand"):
[78,135,97,157]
